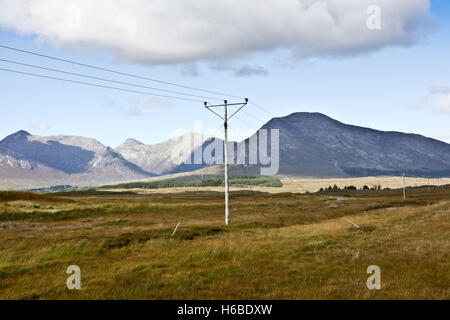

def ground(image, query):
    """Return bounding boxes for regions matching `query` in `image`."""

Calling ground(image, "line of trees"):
[101,175,283,190]
[319,184,382,192]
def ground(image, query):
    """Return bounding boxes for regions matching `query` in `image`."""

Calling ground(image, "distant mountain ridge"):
[1,112,450,189]
[115,132,216,175]
[0,130,153,189]
[254,112,450,177]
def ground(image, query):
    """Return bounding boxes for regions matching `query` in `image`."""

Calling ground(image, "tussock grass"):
[0,191,73,203]
[0,187,448,299]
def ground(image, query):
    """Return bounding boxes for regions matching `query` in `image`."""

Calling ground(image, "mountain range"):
[1,112,450,189]
[115,133,215,175]
[0,130,152,189]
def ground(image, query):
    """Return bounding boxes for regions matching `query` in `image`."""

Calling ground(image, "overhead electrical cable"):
[0,58,223,101]
[0,44,245,100]
[0,67,203,102]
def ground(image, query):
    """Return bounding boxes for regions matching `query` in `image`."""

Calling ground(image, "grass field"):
[0,186,448,299]
[98,176,450,195]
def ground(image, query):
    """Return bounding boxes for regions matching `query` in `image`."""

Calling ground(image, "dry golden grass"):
[0,186,448,299]
[278,176,450,193]
[101,176,450,194]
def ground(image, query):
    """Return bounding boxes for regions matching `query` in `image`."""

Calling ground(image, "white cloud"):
[0,0,433,65]
[408,87,450,116]
[234,65,269,77]
[180,64,199,77]
[209,62,268,77]
[30,122,51,130]
[433,94,450,114]
[430,86,450,94]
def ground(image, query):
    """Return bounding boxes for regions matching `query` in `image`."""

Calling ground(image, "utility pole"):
[205,98,248,226]
[223,100,230,226]
[403,173,406,200]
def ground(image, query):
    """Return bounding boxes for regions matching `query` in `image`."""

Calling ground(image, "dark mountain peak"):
[283,112,341,125]
[262,112,342,132]
[15,130,31,136]
[12,130,31,137]
[0,131,32,151]
[287,111,331,119]
[1,130,31,142]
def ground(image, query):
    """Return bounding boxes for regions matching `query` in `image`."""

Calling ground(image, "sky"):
[0,0,449,147]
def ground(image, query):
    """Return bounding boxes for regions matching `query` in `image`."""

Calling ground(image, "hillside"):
[237,112,450,178]
[0,131,153,189]
[115,132,217,175]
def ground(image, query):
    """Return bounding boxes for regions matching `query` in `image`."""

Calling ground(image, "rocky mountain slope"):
[0,130,153,188]
[245,112,450,177]
[115,133,221,175]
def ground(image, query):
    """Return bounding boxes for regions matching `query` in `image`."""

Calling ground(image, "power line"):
[241,109,266,126]
[234,115,260,129]
[0,67,203,102]
[249,100,276,118]
[0,44,245,100]
[0,58,223,101]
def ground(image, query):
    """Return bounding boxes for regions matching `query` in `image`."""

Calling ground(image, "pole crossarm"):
[205,101,248,108]
[204,103,224,120]
[204,99,248,122]
[228,100,248,121]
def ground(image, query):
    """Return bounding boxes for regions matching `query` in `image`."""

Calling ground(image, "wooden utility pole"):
[223,101,230,226]
[205,99,248,226]
[403,173,406,200]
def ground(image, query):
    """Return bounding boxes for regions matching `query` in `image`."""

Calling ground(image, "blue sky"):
[0,0,449,147]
